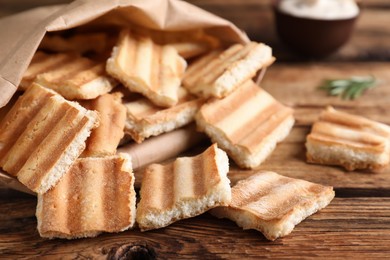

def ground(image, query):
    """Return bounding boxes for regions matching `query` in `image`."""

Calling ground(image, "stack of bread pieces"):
[0,26,339,241]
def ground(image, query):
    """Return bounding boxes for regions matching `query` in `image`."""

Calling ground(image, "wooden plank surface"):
[1,0,390,259]
[1,195,390,259]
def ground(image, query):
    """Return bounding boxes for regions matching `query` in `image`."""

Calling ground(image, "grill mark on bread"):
[185,45,243,88]
[111,159,131,229]
[102,159,131,230]
[229,102,280,145]
[200,82,278,139]
[151,44,161,92]
[183,42,274,99]
[66,63,105,87]
[102,160,112,229]
[117,31,136,74]
[211,171,334,240]
[307,107,390,159]
[19,108,84,190]
[192,154,206,197]
[0,91,55,174]
[21,53,76,88]
[220,171,334,221]
[136,144,230,230]
[0,86,54,160]
[142,164,175,211]
[125,99,160,118]
[198,45,242,84]
[66,162,83,233]
[201,146,221,191]
[243,180,315,220]
[240,108,293,152]
[203,44,255,84]
[38,156,135,238]
[40,168,70,235]
[196,81,294,162]
[1,101,70,174]
[201,81,259,124]
[308,133,386,153]
[231,172,282,207]
[81,93,126,157]
[37,58,93,84]
[107,29,186,107]
[164,163,175,210]
[183,50,221,86]
[0,84,99,193]
[320,107,390,137]
[311,122,386,146]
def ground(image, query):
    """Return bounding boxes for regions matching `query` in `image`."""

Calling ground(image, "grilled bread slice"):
[106,29,187,107]
[136,144,231,231]
[183,42,274,99]
[211,171,335,241]
[36,154,136,239]
[132,27,220,59]
[80,92,126,157]
[30,53,115,100]
[20,52,77,90]
[123,87,204,143]
[196,80,294,169]
[0,83,99,194]
[306,106,390,171]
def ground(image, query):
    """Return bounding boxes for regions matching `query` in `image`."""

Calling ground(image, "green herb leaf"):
[319,76,377,100]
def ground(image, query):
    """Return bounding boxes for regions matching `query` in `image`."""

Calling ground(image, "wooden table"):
[1,0,390,259]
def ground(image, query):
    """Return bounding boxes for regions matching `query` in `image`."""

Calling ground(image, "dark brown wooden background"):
[1,0,390,259]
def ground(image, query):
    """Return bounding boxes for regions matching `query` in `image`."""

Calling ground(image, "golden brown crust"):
[131,27,221,59]
[183,42,275,99]
[195,80,294,168]
[306,106,390,171]
[20,52,77,90]
[106,29,186,107]
[0,83,99,193]
[36,154,136,239]
[123,87,204,143]
[30,53,115,100]
[80,92,126,157]
[136,144,230,231]
[211,171,335,241]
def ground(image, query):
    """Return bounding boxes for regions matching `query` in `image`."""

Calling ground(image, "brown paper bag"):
[0,0,249,194]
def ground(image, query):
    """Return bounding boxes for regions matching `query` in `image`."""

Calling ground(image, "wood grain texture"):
[1,196,390,259]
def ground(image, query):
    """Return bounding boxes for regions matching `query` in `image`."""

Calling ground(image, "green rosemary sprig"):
[319,76,377,100]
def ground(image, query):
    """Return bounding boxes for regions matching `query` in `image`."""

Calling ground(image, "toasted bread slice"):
[306,106,390,171]
[169,35,220,59]
[32,54,115,100]
[196,80,294,169]
[183,42,274,99]
[132,27,220,59]
[36,154,136,239]
[123,87,204,143]
[211,171,335,241]
[20,52,76,90]
[0,83,99,194]
[80,93,126,157]
[39,33,108,54]
[106,29,187,107]
[136,144,231,231]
